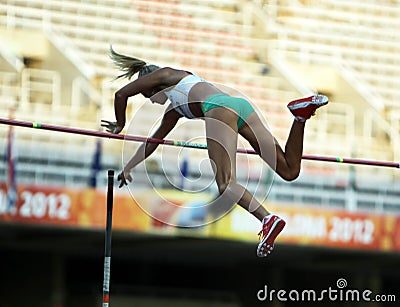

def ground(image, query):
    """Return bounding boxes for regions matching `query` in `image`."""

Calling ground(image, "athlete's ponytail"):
[109,46,160,80]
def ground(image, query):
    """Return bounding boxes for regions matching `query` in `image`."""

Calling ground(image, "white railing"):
[364,109,397,160]
[0,71,19,107]
[20,68,61,110]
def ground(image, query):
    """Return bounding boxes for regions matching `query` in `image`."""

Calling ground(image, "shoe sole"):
[288,95,329,110]
[257,218,286,257]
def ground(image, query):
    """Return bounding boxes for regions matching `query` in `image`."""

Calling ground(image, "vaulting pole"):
[102,170,114,307]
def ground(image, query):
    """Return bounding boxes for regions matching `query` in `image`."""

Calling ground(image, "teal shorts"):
[201,94,255,129]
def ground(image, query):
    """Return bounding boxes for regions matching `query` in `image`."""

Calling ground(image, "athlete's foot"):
[287,94,329,122]
[257,214,286,257]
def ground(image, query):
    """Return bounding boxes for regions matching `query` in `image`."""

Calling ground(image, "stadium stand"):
[1,3,400,306]
[0,0,399,213]
[256,0,399,153]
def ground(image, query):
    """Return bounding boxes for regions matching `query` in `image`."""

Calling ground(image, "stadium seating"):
[260,0,400,111]
[0,0,399,212]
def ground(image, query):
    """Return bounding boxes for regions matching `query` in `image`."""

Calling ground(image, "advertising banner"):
[214,204,400,252]
[1,183,399,252]
[0,183,150,232]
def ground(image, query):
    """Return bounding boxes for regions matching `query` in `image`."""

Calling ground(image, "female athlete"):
[101,47,328,257]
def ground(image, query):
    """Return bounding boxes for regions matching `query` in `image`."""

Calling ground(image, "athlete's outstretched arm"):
[101,68,171,134]
[118,105,182,187]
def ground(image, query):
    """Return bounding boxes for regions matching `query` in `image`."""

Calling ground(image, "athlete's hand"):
[117,170,132,188]
[101,120,124,134]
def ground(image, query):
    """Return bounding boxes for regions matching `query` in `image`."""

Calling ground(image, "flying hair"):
[109,46,160,80]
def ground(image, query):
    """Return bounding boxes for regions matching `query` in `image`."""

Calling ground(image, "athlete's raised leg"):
[240,94,329,181]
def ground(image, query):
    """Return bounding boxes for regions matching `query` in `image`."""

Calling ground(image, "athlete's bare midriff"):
[187,82,225,117]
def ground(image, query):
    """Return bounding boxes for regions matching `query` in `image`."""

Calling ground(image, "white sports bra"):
[164,73,206,119]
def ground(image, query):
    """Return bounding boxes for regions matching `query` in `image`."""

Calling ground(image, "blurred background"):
[0,0,399,306]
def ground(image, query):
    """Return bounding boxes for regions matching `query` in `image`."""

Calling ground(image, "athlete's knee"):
[280,167,300,182]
